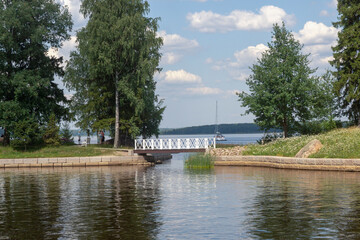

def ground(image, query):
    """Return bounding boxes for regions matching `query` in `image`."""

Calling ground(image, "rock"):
[295,139,323,158]
[210,146,245,156]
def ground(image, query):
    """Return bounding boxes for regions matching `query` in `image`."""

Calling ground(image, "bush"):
[11,118,43,150]
[257,133,283,145]
[60,122,74,145]
[43,113,61,146]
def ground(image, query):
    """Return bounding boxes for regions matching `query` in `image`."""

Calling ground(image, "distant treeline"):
[160,123,277,135]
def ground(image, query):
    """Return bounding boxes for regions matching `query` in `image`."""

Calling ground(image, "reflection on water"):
[0,167,162,239]
[0,155,360,239]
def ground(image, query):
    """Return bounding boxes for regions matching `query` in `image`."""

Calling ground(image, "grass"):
[216,143,241,148]
[0,145,116,159]
[185,153,214,169]
[243,127,360,158]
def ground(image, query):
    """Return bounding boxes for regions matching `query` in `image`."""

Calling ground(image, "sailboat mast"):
[215,100,218,133]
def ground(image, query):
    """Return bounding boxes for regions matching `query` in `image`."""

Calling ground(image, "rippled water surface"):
[1,154,360,239]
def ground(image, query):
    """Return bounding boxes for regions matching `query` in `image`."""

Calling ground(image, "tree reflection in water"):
[0,166,162,239]
[245,168,360,239]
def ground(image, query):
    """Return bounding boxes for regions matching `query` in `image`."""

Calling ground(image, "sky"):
[55,0,340,128]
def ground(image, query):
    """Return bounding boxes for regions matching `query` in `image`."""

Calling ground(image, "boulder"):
[295,139,323,158]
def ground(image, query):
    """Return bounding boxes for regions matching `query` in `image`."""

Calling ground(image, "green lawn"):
[0,145,116,159]
[243,127,360,158]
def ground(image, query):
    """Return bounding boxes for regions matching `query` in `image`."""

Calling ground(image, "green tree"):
[43,113,61,146]
[60,122,74,145]
[11,117,43,150]
[64,0,163,147]
[331,0,360,125]
[0,0,72,145]
[237,23,320,138]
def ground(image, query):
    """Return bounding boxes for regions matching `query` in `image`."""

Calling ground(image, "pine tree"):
[43,113,61,146]
[331,0,360,125]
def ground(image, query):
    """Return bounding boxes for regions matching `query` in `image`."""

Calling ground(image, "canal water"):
[0,153,360,239]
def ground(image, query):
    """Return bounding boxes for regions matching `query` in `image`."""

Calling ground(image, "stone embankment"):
[211,140,360,172]
[0,155,151,168]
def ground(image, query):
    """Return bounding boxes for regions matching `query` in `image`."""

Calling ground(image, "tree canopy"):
[64,0,164,147]
[237,23,331,137]
[0,0,72,144]
[331,0,360,125]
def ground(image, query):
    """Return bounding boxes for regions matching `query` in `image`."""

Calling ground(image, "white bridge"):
[134,138,216,154]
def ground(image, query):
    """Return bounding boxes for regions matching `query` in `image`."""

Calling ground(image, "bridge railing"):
[134,138,216,151]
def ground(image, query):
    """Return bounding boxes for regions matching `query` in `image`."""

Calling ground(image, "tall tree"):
[0,0,72,145]
[64,0,163,147]
[331,0,360,125]
[237,23,320,138]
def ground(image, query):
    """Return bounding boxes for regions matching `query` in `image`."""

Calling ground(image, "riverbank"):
[0,155,151,168]
[214,155,360,171]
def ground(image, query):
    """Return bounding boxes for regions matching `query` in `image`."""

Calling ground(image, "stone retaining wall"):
[215,155,360,172]
[0,155,151,168]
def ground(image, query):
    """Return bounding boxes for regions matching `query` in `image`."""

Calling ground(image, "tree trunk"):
[113,74,120,148]
[3,128,10,146]
[282,118,288,138]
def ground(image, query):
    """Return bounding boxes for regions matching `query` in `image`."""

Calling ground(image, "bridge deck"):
[134,137,215,154]
[134,149,206,154]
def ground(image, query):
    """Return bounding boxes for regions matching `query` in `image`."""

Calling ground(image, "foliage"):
[244,127,360,158]
[0,145,115,159]
[43,113,61,146]
[0,0,73,145]
[257,133,283,145]
[185,154,214,169]
[237,23,330,138]
[64,0,164,147]
[60,122,74,145]
[10,118,43,150]
[331,0,360,125]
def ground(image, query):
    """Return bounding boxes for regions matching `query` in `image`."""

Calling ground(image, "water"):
[0,153,360,239]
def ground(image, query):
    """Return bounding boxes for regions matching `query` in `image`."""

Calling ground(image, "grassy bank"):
[0,145,116,159]
[243,127,360,158]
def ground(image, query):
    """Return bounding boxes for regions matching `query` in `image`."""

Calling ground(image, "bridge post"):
[186,139,190,149]
[169,139,172,149]
[214,138,216,148]
[160,139,163,149]
[177,139,180,149]
[143,139,145,150]
[205,138,208,149]
[135,139,137,150]
[195,138,199,148]
[151,139,154,150]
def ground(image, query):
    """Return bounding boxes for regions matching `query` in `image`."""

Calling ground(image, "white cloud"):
[294,21,338,71]
[295,21,338,45]
[60,0,86,29]
[159,69,202,84]
[211,44,268,80]
[186,87,222,95]
[162,52,182,65]
[330,0,337,8]
[233,44,268,68]
[187,5,295,33]
[157,31,199,65]
[46,35,77,64]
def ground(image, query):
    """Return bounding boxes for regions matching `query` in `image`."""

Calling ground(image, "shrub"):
[11,118,43,150]
[60,122,74,145]
[43,113,61,146]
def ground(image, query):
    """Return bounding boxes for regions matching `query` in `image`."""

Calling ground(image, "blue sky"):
[55,0,339,128]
